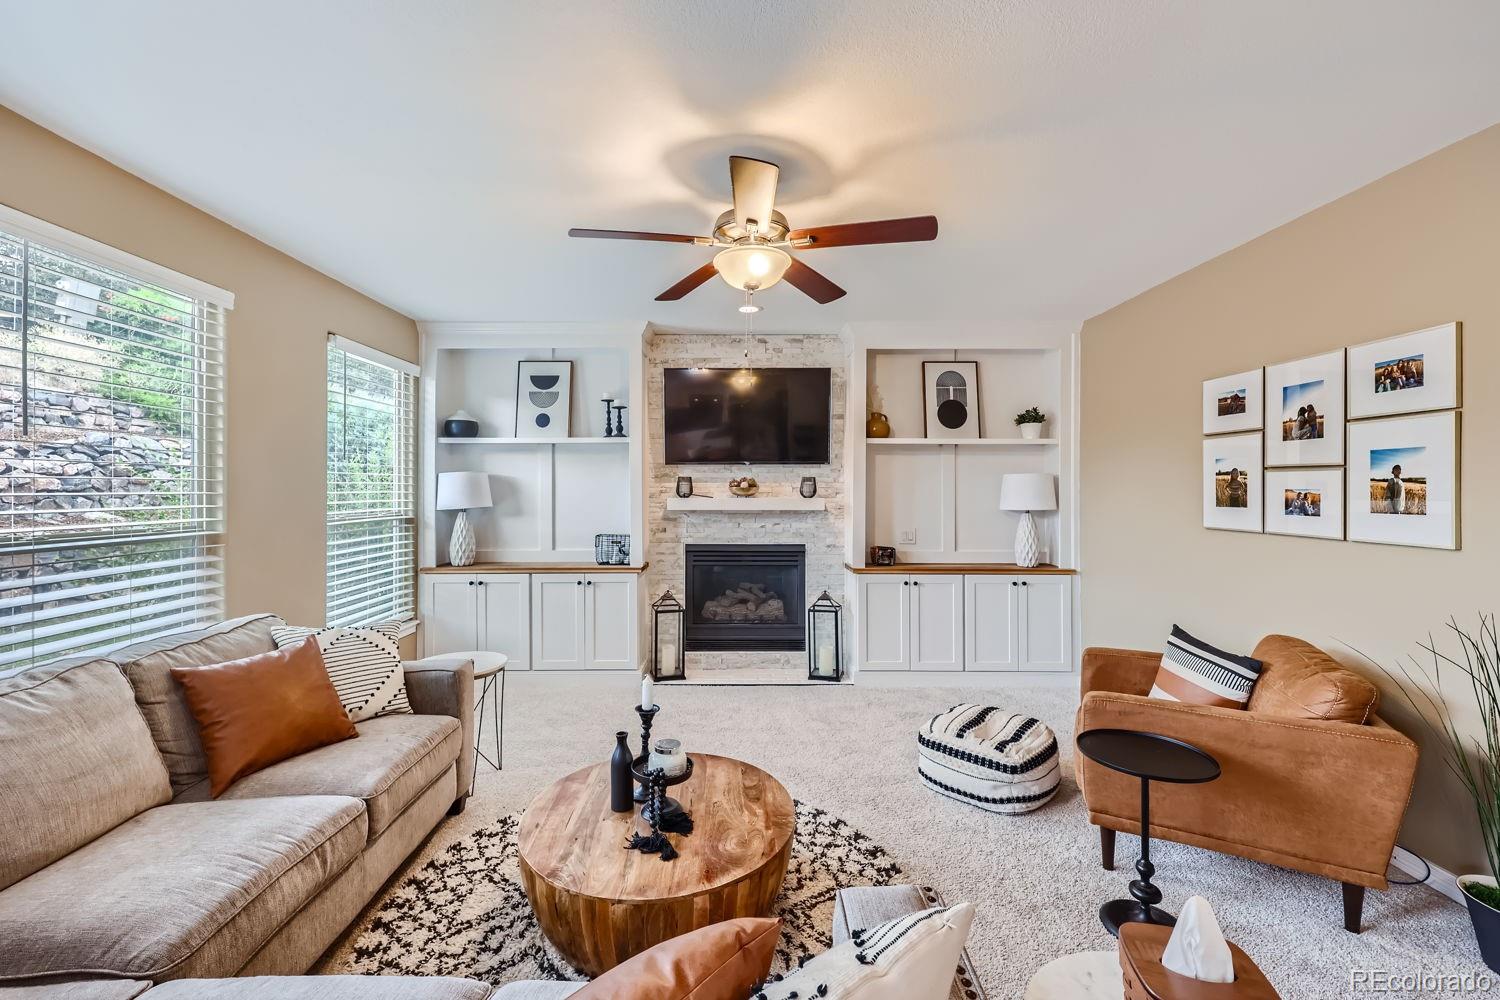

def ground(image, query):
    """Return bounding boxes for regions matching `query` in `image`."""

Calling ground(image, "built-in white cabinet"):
[963,575,1072,672]
[420,569,637,670]
[530,574,637,670]
[857,574,964,672]
[856,571,1072,673]
[420,572,531,664]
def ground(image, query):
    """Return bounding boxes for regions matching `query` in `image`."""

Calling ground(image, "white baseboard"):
[1390,845,1464,904]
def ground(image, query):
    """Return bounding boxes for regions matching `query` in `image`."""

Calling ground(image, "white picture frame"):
[1347,411,1459,550]
[1264,351,1345,467]
[515,360,573,438]
[1264,468,1345,540]
[1203,433,1263,533]
[1202,368,1263,435]
[922,361,980,439]
[1347,322,1460,419]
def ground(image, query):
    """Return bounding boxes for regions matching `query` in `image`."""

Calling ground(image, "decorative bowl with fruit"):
[728,476,759,497]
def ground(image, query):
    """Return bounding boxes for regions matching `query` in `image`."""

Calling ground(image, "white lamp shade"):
[713,244,792,291]
[436,471,492,510]
[999,473,1056,512]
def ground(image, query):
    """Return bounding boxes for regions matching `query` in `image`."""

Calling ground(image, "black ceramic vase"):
[609,731,634,813]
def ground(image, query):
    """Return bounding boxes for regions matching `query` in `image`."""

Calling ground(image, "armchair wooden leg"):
[1342,882,1365,933]
[1100,826,1116,872]
[448,795,469,816]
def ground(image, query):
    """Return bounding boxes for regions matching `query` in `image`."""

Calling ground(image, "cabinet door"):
[477,573,530,669]
[909,574,964,671]
[585,575,636,670]
[420,574,479,657]
[964,576,1020,671]
[1019,577,1073,672]
[858,577,910,671]
[530,576,586,670]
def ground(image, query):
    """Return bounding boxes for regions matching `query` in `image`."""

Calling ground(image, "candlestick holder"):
[633,703,659,803]
[601,398,616,436]
[612,403,627,438]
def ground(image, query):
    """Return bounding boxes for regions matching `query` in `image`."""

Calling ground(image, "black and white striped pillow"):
[271,622,412,722]
[1150,625,1263,710]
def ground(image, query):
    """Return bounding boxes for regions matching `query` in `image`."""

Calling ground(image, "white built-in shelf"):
[666,496,827,513]
[438,436,629,445]
[866,437,1058,446]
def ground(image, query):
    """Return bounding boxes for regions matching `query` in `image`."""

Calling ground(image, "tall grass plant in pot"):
[1378,615,1500,972]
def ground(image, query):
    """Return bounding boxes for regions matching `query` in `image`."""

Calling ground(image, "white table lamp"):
[999,473,1056,568]
[437,471,493,567]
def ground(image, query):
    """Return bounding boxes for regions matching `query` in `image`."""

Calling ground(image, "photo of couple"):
[1280,380,1326,442]
[1368,446,1428,516]
[1374,353,1424,393]
[1283,489,1322,518]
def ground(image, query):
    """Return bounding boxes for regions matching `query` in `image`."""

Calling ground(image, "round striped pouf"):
[917,704,1061,814]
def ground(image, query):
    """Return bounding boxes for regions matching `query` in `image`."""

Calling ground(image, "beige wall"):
[0,105,420,628]
[1081,123,1499,875]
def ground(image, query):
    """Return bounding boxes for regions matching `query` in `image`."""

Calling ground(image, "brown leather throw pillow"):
[171,637,357,796]
[570,917,781,1000]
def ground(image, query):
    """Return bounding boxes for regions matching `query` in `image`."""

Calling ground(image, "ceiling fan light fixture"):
[713,244,791,292]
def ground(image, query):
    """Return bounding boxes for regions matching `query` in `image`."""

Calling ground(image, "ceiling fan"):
[568,156,938,308]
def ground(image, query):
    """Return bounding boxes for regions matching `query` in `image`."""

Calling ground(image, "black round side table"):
[1075,728,1221,937]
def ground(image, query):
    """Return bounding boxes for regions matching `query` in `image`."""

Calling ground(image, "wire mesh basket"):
[594,533,630,566]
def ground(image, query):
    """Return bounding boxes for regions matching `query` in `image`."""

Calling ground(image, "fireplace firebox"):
[684,544,806,652]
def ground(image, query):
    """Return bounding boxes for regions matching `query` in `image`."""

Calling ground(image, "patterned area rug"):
[340,802,976,992]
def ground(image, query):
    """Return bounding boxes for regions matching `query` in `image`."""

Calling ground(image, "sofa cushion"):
[0,979,151,999]
[271,622,413,721]
[569,917,781,1000]
[1248,634,1380,723]
[215,714,461,838]
[0,658,171,891]
[116,615,284,794]
[0,796,365,982]
[171,638,358,797]
[140,976,492,1000]
[1150,626,1263,710]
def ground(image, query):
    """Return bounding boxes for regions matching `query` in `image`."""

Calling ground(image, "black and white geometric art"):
[923,361,980,439]
[515,360,572,438]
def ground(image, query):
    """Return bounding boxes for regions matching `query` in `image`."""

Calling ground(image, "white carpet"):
[319,672,1483,998]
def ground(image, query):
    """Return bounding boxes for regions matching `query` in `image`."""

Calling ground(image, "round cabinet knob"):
[467,580,475,586]
[1011,581,1018,587]
[1022,581,1029,586]
[913,580,920,586]
[576,580,582,586]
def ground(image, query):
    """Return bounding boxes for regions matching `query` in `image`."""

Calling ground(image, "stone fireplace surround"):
[643,331,847,673]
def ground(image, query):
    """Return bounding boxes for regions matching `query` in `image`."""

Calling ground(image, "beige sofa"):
[0,614,477,990]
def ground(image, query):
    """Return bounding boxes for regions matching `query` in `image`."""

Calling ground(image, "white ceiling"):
[2,1,1497,331]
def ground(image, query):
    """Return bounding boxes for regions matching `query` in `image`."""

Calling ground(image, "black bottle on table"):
[610,731,634,812]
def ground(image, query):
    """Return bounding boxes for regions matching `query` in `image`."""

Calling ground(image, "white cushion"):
[756,903,975,1000]
[272,622,412,721]
[917,705,1060,814]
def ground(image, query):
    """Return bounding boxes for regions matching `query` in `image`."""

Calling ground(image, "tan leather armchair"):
[1075,635,1419,933]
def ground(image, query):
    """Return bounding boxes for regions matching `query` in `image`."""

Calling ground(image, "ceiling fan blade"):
[568,228,701,243]
[729,156,780,236]
[783,258,846,304]
[788,215,938,249]
[654,262,718,301]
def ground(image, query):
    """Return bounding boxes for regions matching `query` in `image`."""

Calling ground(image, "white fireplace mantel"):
[665,496,827,513]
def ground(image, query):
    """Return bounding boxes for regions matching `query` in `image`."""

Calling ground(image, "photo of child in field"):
[1217,389,1247,416]
[1283,489,1321,517]
[1369,446,1427,515]
[1375,353,1424,393]
[1280,380,1325,442]
[1214,460,1248,508]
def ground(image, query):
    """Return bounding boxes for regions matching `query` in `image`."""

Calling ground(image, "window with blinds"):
[0,214,228,674]
[326,339,416,628]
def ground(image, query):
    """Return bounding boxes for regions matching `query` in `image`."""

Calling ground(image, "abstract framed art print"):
[515,360,573,438]
[922,360,980,439]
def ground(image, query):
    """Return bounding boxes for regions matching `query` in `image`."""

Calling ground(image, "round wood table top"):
[517,753,795,904]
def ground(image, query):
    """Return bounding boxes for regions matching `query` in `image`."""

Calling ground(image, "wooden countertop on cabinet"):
[420,562,649,575]
[844,562,1076,575]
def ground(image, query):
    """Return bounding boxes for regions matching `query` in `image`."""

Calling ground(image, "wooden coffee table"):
[517,753,795,976]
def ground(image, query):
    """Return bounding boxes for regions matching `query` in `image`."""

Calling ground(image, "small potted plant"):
[1015,406,1047,440]
[1378,615,1500,973]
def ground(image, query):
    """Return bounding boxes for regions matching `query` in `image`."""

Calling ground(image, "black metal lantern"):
[651,590,686,681]
[807,590,843,681]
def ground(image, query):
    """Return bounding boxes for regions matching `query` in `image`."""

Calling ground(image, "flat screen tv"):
[663,367,831,465]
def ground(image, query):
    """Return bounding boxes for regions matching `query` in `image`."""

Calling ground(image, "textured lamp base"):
[1014,510,1040,568]
[449,509,476,567]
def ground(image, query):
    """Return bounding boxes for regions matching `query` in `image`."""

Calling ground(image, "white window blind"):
[326,338,416,628]
[0,216,227,673]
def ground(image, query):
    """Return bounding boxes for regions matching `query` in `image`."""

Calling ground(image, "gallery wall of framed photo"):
[1201,322,1461,550]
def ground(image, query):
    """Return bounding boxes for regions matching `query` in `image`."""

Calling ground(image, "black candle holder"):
[601,399,616,436]
[612,403,627,438]
[633,704,659,803]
